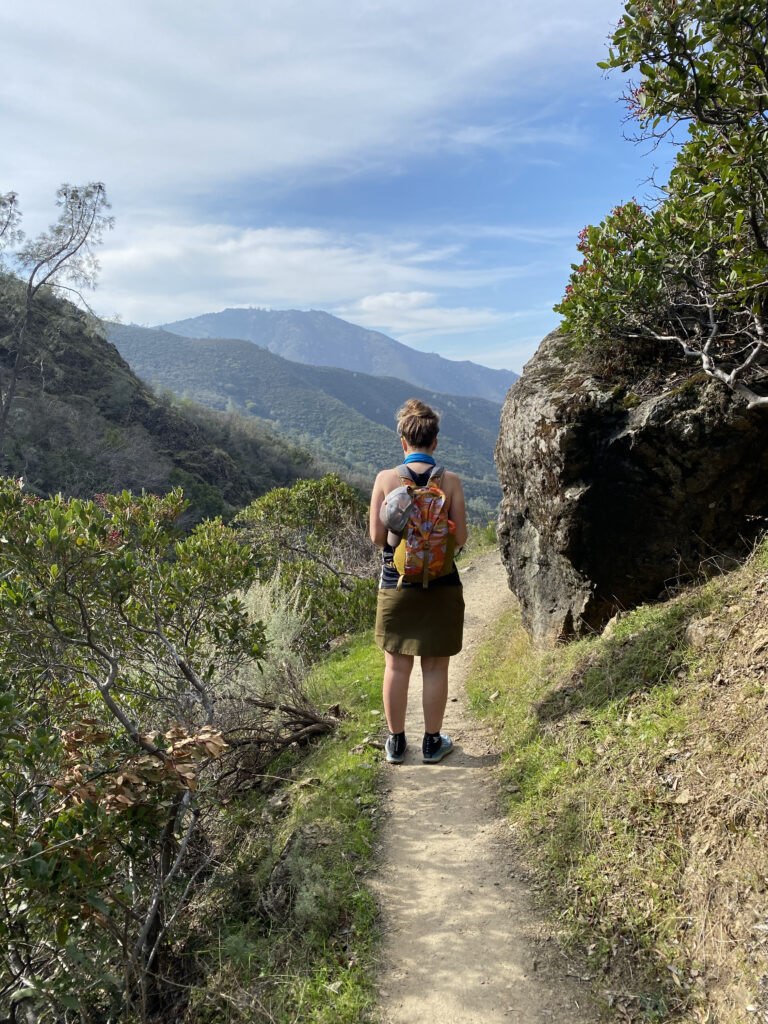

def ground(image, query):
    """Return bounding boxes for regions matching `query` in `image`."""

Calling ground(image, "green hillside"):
[160,307,518,403]
[0,276,312,517]
[106,322,502,513]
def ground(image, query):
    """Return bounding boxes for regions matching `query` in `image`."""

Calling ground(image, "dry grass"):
[468,537,768,1023]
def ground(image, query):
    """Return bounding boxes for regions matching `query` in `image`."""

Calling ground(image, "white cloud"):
[357,292,437,313]
[341,292,505,339]
[94,221,538,325]
[1,0,621,219]
[446,224,579,244]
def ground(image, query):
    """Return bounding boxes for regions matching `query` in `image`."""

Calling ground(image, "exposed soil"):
[371,549,597,1023]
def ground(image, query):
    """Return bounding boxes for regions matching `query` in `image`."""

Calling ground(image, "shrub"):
[236,475,379,654]
[0,481,267,1019]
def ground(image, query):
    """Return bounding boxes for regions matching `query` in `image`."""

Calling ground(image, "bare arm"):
[446,473,468,548]
[369,471,389,548]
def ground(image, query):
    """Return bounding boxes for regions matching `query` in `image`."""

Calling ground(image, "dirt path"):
[371,549,595,1023]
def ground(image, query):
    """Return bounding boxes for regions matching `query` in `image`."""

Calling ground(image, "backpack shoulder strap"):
[396,463,444,488]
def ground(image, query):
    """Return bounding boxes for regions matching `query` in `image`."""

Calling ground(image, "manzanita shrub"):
[0,481,264,1021]
[556,0,768,406]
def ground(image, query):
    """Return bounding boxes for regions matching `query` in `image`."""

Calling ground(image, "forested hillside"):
[161,307,518,402]
[0,276,312,517]
[107,322,502,514]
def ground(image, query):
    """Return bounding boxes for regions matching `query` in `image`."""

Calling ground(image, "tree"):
[0,193,22,250]
[556,0,768,407]
[0,183,113,455]
[0,479,343,1022]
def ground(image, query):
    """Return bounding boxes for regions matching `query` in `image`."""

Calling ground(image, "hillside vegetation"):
[469,538,768,1024]
[106,322,502,515]
[0,276,312,518]
[0,472,385,1024]
[485,3,768,1017]
[161,307,517,402]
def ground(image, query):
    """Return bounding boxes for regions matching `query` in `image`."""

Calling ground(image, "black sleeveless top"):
[379,466,462,590]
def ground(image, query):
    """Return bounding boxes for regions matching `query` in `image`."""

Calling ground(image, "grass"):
[465,556,768,1023]
[183,633,385,1024]
[177,530,768,1023]
[460,519,498,562]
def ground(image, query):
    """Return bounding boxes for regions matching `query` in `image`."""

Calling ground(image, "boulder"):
[684,615,730,651]
[495,331,768,643]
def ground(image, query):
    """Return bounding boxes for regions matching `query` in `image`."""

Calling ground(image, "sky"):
[0,0,674,373]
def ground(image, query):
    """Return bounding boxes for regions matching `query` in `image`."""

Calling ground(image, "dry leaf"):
[674,789,695,805]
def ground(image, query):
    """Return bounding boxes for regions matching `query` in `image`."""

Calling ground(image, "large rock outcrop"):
[495,331,768,643]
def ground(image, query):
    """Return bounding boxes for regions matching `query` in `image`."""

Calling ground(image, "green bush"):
[236,475,379,654]
[0,481,264,1020]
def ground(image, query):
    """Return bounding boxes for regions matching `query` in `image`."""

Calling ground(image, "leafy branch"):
[557,0,768,406]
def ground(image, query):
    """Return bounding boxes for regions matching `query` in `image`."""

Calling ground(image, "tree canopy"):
[0,184,113,455]
[556,0,768,407]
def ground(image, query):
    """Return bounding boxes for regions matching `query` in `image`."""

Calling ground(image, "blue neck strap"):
[403,452,436,466]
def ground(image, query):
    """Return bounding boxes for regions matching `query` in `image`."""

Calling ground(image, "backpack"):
[391,464,456,588]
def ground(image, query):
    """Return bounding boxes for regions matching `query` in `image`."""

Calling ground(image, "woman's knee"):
[421,655,449,675]
[385,651,414,677]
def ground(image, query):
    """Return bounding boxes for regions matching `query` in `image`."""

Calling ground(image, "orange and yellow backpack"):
[391,464,456,588]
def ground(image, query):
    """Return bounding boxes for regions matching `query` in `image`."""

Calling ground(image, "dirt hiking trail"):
[371,549,596,1023]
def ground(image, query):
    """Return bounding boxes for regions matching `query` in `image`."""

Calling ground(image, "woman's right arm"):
[369,471,388,548]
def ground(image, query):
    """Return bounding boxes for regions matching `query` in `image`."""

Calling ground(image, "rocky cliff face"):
[495,331,768,643]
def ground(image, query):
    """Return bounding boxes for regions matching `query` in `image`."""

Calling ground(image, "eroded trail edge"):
[371,549,594,1024]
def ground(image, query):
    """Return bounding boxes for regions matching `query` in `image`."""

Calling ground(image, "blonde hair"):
[396,398,440,448]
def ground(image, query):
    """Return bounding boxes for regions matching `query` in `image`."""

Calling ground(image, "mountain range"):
[106,322,503,512]
[159,308,517,403]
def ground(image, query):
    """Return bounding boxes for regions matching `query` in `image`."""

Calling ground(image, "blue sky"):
[1,0,673,373]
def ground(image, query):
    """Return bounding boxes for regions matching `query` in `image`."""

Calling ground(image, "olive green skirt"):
[374,585,464,657]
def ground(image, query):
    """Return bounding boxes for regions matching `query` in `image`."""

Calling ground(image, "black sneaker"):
[385,734,407,764]
[422,733,454,764]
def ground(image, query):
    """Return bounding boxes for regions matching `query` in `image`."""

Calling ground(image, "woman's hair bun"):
[396,398,440,448]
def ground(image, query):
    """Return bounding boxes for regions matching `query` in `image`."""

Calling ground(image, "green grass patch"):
[750,531,768,572]
[184,634,385,1024]
[460,519,498,562]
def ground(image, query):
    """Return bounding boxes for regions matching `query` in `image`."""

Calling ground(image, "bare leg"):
[383,651,414,733]
[421,656,450,734]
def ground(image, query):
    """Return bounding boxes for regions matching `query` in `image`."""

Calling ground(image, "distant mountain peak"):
[159,307,517,403]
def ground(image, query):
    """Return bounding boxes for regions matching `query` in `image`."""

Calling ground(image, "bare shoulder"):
[441,470,464,493]
[373,466,403,495]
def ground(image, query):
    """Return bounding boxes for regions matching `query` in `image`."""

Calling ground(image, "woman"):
[369,398,468,765]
